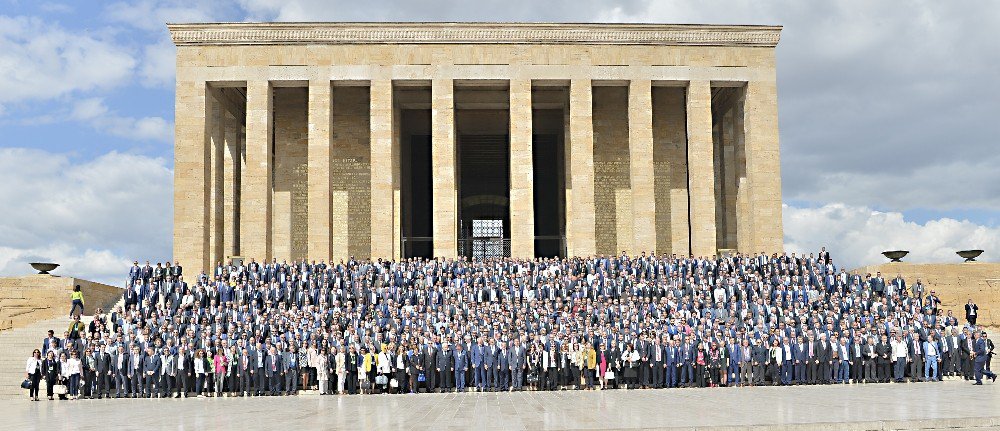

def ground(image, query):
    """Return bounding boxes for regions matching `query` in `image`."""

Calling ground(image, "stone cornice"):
[168,22,781,48]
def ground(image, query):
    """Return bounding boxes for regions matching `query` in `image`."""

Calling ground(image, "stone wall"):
[0,276,121,330]
[331,86,372,258]
[652,87,689,256]
[593,86,631,255]
[852,262,1000,329]
[273,87,309,262]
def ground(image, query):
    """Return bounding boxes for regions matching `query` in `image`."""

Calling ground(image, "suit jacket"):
[264,354,282,376]
[509,346,526,370]
[454,350,469,371]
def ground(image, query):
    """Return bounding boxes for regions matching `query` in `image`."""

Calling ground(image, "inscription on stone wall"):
[593,87,631,255]
[331,87,372,257]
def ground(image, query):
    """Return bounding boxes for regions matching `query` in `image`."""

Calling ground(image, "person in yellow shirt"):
[69,285,85,318]
[585,344,598,389]
[361,348,375,394]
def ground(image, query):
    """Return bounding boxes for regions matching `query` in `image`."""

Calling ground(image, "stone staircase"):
[0,313,81,400]
[0,292,126,400]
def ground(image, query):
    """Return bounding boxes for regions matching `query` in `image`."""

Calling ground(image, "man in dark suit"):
[265,346,283,395]
[751,339,768,385]
[875,335,892,383]
[510,339,527,391]
[497,342,510,391]
[793,336,807,384]
[95,347,112,398]
[142,347,161,398]
[973,332,997,385]
[816,334,832,384]
[454,343,469,392]
[437,342,453,392]
[471,337,485,391]
[483,339,496,391]
[651,338,665,388]
[421,341,438,392]
[239,347,255,396]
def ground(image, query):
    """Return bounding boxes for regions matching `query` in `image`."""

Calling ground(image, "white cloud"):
[0,148,173,285]
[0,15,136,105]
[140,38,176,87]
[105,1,217,32]
[784,203,1000,270]
[71,97,173,143]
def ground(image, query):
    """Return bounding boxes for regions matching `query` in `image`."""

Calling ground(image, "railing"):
[401,236,565,258]
[459,238,511,259]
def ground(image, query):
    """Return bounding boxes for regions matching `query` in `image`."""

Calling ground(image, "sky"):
[1,0,998,285]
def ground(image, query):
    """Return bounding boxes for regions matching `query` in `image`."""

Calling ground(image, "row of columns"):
[176,78,779,273]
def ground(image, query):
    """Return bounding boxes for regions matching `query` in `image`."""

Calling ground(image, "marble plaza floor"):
[3,380,999,430]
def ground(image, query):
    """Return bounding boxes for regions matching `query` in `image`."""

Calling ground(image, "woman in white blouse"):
[25,349,42,401]
[316,349,329,395]
[334,346,346,394]
[64,351,83,400]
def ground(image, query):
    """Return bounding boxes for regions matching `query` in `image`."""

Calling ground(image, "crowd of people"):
[22,247,997,401]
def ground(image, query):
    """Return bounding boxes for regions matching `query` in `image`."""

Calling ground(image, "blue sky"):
[1,0,999,284]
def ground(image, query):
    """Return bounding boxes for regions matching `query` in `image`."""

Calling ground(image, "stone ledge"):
[168,22,781,47]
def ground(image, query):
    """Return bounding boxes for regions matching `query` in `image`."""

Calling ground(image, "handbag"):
[417,372,426,382]
[54,384,67,395]
[389,378,399,388]
[605,370,615,380]
[376,375,388,385]
[21,379,31,389]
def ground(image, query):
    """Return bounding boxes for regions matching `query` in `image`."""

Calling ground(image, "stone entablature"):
[168,22,781,47]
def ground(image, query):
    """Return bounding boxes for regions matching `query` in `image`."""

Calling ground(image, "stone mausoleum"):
[169,22,784,275]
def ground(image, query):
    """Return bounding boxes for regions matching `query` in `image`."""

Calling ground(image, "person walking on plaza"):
[69,285,85,318]
[25,349,42,401]
[973,331,997,385]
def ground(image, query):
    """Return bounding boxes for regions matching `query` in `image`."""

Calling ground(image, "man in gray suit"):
[509,339,526,391]
[160,347,176,398]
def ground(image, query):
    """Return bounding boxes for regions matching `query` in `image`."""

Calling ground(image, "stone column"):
[509,79,535,258]
[734,96,751,252]
[223,111,240,258]
[173,80,210,275]
[722,109,738,250]
[370,79,396,259]
[307,79,332,260]
[208,89,225,267]
[686,80,717,257]
[629,79,655,255]
[567,79,596,257]
[743,80,783,253]
[243,80,273,261]
[392,99,403,260]
[431,79,458,258]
